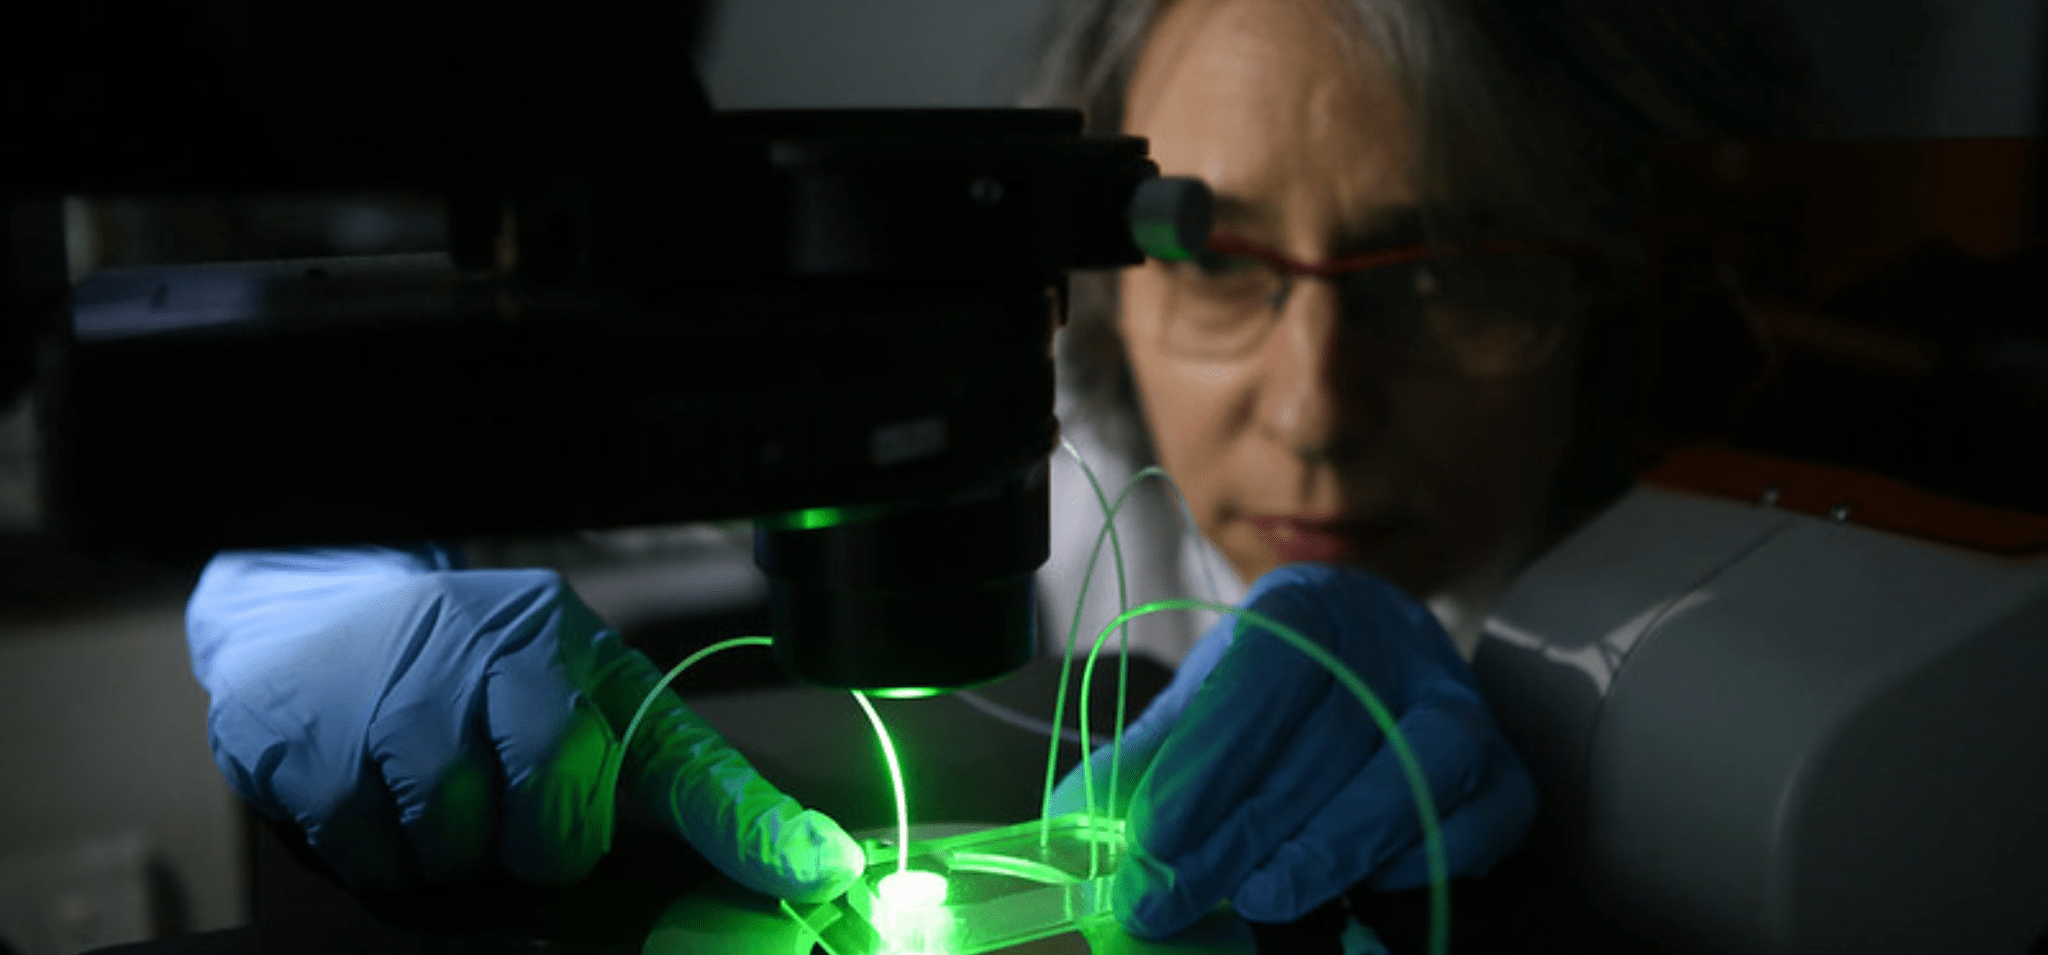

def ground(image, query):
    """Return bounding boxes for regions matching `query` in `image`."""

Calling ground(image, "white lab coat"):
[1037,386,1247,668]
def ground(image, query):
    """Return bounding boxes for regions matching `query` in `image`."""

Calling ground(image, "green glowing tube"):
[1041,440,1135,850]
[1040,442,1218,850]
[1075,465,1221,839]
[603,635,775,851]
[852,691,912,875]
[1078,599,1451,955]
[610,636,920,887]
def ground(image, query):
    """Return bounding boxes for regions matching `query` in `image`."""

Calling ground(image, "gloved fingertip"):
[1231,866,1309,924]
[1113,849,1194,940]
[764,809,866,904]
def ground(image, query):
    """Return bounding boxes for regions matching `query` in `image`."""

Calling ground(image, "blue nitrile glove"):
[186,545,863,900]
[1048,563,1535,938]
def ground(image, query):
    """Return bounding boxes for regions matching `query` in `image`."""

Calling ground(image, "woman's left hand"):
[1048,563,1535,938]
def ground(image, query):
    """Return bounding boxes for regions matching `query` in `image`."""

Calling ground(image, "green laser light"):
[876,869,949,908]
[871,868,955,955]
[869,687,943,700]
[777,505,848,531]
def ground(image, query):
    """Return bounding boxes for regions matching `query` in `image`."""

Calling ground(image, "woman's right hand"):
[185,545,863,900]
[1048,564,1535,938]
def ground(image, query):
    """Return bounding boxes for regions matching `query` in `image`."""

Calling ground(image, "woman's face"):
[1119,0,1578,596]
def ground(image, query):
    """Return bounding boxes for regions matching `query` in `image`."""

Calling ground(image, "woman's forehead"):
[1126,0,1415,239]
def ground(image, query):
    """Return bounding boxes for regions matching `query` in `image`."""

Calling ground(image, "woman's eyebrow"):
[1207,198,1430,248]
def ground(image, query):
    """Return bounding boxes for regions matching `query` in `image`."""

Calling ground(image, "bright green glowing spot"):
[851,692,912,874]
[778,817,1121,955]
[876,869,948,908]
[758,500,901,532]
[781,506,847,531]
[870,687,942,700]
[871,868,956,954]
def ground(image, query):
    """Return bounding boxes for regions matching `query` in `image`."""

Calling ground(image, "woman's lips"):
[1248,516,1377,563]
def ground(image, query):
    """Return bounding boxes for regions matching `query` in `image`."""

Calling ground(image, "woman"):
[1030,0,1810,941]
[182,0,1810,944]
[1037,0,1810,664]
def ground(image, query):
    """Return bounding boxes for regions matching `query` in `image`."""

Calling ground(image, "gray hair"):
[1022,0,1813,461]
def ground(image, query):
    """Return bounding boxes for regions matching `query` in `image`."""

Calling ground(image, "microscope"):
[5,8,1220,948]
[3,0,1210,698]
[9,5,2048,955]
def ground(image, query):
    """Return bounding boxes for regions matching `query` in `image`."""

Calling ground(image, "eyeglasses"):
[1154,230,1600,378]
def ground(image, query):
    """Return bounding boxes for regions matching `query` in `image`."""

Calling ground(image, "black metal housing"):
[758,463,1048,691]
[4,4,1162,693]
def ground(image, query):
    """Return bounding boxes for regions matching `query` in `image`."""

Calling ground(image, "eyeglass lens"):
[1157,247,1578,377]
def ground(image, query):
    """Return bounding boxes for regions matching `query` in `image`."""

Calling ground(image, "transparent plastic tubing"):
[602,635,915,880]
[1077,599,1451,955]
[1039,441,1223,850]
[851,691,912,874]
[1043,445,1448,955]
[601,635,775,851]
[1038,439,1133,851]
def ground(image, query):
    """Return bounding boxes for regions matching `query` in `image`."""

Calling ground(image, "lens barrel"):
[756,463,1047,692]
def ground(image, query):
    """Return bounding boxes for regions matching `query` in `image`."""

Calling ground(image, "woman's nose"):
[1255,279,1381,460]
